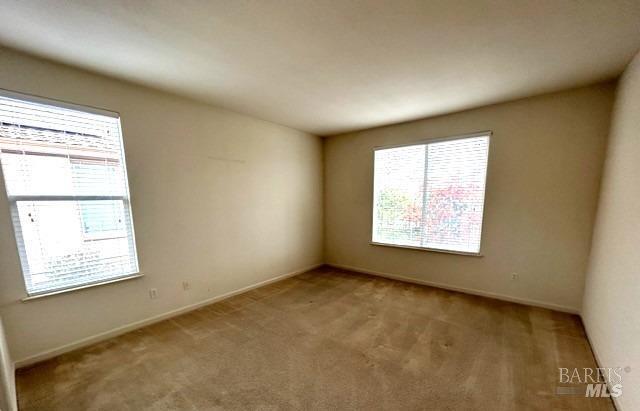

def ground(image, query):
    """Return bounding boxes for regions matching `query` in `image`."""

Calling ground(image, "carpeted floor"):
[17,267,614,410]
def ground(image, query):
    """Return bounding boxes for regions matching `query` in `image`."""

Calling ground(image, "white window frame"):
[370,131,491,256]
[0,89,141,300]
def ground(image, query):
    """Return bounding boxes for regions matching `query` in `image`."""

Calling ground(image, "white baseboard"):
[326,263,580,314]
[14,263,323,369]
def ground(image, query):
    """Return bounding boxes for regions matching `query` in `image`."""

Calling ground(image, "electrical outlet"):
[149,288,158,299]
[511,273,519,280]
[182,281,191,291]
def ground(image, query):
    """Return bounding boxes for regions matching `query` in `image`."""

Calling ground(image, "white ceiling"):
[1,1,639,136]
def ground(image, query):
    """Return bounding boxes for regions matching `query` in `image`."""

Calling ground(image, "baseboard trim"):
[326,263,580,314]
[14,263,322,369]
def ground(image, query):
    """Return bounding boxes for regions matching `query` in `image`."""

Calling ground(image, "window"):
[372,133,490,255]
[0,91,139,296]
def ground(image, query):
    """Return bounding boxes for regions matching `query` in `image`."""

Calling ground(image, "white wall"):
[0,317,16,411]
[324,84,614,313]
[0,47,324,364]
[582,51,640,411]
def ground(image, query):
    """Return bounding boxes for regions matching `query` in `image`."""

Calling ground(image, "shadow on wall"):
[0,317,17,411]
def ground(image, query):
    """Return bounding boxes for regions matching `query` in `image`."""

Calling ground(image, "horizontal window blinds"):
[372,134,490,254]
[0,93,139,296]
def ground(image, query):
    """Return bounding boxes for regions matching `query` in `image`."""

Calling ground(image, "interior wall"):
[0,317,16,411]
[324,84,614,313]
[0,47,324,364]
[582,51,640,411]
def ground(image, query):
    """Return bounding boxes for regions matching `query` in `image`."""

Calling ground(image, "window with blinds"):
[372,133,490,255]
[0,91,139,296]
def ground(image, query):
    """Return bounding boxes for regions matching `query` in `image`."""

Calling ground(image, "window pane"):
[15,200,136,294]
[0,93,139,296]
[373,145,425,247]
[71,159,126,197]
[79,200,127,238]
[0,152,74,196]
[372,135,489,254]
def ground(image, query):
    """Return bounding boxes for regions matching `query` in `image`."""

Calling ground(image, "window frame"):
[0,88,141,300]
[370,131,492,257]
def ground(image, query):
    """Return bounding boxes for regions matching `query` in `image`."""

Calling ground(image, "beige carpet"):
[17,267,614,410]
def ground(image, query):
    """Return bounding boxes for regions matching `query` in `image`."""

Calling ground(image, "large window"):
[372,133,490,255]
[0,91,139,297]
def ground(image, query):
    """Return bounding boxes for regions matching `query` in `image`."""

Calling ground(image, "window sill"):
[370,242,483,257]
[21,273,143,302]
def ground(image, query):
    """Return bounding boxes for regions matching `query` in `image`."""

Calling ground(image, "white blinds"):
[0,92,139,296]
[372,134,490,254]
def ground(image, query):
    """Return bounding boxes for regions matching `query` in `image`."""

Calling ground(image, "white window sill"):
[21,273,143,302]
[370,241,483,257]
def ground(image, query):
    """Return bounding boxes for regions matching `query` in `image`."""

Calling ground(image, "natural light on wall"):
[0,91,139,297]
[372,133,490,255]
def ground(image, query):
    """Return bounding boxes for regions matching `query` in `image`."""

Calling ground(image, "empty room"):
[0,1,639,410]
